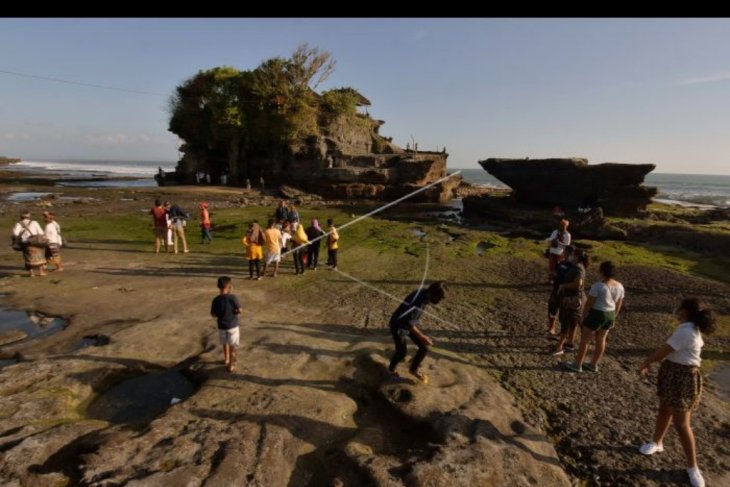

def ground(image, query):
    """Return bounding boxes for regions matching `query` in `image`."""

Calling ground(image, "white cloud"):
[678,72,730,86]
[3,131,31,141]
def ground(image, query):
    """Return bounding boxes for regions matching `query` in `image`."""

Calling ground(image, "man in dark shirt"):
[388,281,446,384]
[210,276,242,373]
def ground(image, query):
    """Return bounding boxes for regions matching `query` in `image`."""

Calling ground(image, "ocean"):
[456,168,730,208]
[4,158,177,188]
[4,159,730,208]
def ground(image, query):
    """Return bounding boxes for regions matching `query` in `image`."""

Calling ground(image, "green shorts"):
[583,308,615,331]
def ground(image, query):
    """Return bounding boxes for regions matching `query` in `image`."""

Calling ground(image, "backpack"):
[11,235,23,251]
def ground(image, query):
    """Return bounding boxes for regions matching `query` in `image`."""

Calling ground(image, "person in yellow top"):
[261,218,282,278]
[326,218,339,271]
[292,220,309,275]
[242,220,264,280]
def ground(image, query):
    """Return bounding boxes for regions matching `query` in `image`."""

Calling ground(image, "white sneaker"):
[687,467,705,487]
[638,441,664,455]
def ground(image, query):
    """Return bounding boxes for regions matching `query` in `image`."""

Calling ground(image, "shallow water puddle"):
[0,308,67,347]
[85,369,194,424]
[5,192,53,202]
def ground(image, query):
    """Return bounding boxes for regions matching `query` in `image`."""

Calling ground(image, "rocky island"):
[158,46,459,204]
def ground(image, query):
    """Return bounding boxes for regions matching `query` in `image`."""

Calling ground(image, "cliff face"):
[478,158,657,215]
[167,114,457,203]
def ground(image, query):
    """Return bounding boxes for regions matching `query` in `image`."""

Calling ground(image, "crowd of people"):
[8,197,718,487]
[540,217,714,486]
[241,201,340,279]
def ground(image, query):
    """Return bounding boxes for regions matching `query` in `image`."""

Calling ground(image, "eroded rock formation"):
[477,158,657,216]
[165,117,459,204]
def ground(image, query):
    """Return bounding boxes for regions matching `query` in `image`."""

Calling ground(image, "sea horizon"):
[5,158,730,208]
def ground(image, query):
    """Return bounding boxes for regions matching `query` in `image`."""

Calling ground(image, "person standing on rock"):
[547,245,575,336]
[288,204,300,231]
[326,218,339,271]
[388,281,446,384]
[168,203,190,254]
[259,176,265,192]
[42,211,64,272]
[291,219,309,275]
[149,199,168,254]
[12,211,47,277]
[546,219,571,284]
[274,200,289,224]
[210,276,242,373]
[553,249,589,356]
[565,261,624,373]
[200,202,212,244]
[638,298,715,487]
[261,218,282,278]
[306,218,325,270]
[242,220,264,280]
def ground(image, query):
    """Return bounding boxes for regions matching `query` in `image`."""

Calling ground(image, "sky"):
[1,18,730,174]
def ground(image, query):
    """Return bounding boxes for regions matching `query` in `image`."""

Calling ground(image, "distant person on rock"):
[259,176,265,192]
[638,298,715,487]
[245,178,251,192]
[149,199,168,254]
[553,249,589,356]
[261,218,282,278]
[164,202,174,249]
[288,205,300,230]
[168,203,189,254]
[326,218,339,271]
[42,211,64,272]
[388,281,446,384]
[200,202,212,244]
[546,219,571,284]
[242,220,264,280]
[306,218,325,270]
[210,276,242,373]
[547,245,575,336]
[12,211,46,277]
[565,261,624,373]
[275,200,289,224]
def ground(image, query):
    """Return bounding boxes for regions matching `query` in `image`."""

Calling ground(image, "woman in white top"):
[43,211,64,272]
[11,211,47,277]
[638,298,715,487]
[565,261,624,373]
[546,219,571,284]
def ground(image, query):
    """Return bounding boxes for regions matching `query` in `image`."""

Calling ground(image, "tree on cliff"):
[168,44,343,184]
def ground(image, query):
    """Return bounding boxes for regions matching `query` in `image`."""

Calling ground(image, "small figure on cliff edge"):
[388,281,446,384]
[259,176,265,192]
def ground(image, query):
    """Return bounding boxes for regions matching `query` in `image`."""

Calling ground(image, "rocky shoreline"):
[0,172,728,486]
